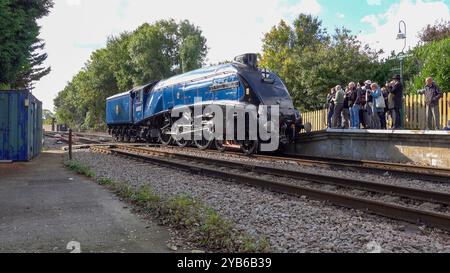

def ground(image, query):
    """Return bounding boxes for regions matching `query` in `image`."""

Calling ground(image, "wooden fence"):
[302,93,450,131]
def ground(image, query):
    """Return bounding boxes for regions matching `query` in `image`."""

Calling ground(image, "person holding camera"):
[327,88,336,128]
[388,75,403,129]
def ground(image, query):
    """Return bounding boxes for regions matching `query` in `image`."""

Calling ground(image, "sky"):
[34,0,450,111]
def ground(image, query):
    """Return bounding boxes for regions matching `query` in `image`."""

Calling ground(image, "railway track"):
[159,145,450,184]
[265,153,450,184]
[44,131,109,145]
[90,144,450,231]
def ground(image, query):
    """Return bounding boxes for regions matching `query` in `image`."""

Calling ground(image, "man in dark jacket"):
[389,75,403,129]
[342,86,352,129]
[327,88,336,128]
[354,83,366,128]
[419,77,443,130]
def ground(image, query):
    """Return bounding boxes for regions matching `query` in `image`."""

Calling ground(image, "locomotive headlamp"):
[245,88,250,96]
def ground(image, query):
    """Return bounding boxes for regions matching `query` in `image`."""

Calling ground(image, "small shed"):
[0,90,43,161]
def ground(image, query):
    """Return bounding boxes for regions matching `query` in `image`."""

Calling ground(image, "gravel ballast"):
[72,150,450,253]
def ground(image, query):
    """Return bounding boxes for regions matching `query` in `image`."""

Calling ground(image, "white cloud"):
[367,0,382,6]
[286,0,322,16]
[361,14,382,28]
[34,0,322,110]
[359,0,450,56]
[66,0,81,6]
[336,13,345,19]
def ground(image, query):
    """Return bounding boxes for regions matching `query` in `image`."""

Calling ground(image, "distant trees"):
[0,0,53,89]
[42,109,55,125]
[54,19,208,130]
[418,20,450,43]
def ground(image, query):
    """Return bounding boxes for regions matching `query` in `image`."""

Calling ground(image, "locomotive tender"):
[106,53,303,154]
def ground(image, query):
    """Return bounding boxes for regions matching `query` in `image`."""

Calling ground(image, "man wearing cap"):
[389,75,403,129]
[419,77,443,130]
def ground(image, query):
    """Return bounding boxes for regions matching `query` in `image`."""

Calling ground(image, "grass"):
[65,160,95,178]
[97,177,113,186]
[64,159,270,253]
[133,185,160,204]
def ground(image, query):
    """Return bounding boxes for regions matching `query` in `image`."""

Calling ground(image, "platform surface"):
[325,128,450,135]
[292,129,450,168]
[0,151,170,253]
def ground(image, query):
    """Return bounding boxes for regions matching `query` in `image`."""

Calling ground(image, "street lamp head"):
[397,20,407,40]
[396,32,406,40]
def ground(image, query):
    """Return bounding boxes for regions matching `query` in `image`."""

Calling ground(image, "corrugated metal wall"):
[0,90,42,161]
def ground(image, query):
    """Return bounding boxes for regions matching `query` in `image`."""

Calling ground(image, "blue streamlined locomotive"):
[106,53,303,154]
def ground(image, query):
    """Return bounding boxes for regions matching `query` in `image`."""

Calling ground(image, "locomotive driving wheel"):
[240,140,258,155]
[113,132,120,142]
[159,127,172,146]
[119,133,125,142]
[174,126,190,148]
[194,137,213,150]
[214,139,226,153]
[123,134,131,143]
[194,120,214,150]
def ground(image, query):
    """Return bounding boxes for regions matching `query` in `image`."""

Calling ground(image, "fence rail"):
[302,93,450,131]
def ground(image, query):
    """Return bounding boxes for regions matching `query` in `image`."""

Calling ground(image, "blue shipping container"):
[0,90,43,161]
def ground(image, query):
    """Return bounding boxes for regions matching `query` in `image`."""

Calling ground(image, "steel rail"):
[267,153,450,182]
[91,145,450,231]
[113,145,450,206]
[160,145,450,184]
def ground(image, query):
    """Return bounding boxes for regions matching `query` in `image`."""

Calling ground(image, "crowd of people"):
[326,75,444,130]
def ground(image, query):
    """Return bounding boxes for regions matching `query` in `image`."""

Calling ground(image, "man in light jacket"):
[332,85,345,129]
[419,77,443,130]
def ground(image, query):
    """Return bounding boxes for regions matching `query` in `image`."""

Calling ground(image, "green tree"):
[54,19,208,130]
[42,109,55,125]
[406,38,450,93]
[261,14,383,111]
[419,20,450,43]
[0,0,53,89]
[54,70,93,130]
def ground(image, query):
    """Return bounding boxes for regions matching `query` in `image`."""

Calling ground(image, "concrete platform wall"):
[289,129,450,168]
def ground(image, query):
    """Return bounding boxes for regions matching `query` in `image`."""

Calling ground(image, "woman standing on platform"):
[370,83,386,129]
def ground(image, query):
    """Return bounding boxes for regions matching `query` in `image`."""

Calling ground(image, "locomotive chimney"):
[234,53,258,70]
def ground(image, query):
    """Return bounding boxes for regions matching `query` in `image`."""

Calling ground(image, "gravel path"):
[73,150,450,253]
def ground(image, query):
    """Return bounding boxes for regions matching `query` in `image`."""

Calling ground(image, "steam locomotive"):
[106,53,303,154]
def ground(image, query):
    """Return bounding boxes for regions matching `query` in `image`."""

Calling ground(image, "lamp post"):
[396,20,407,86]
[396,20,407,129]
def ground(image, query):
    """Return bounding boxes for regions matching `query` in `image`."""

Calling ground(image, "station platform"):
[0,151,171,253]
[289,129,450,168]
